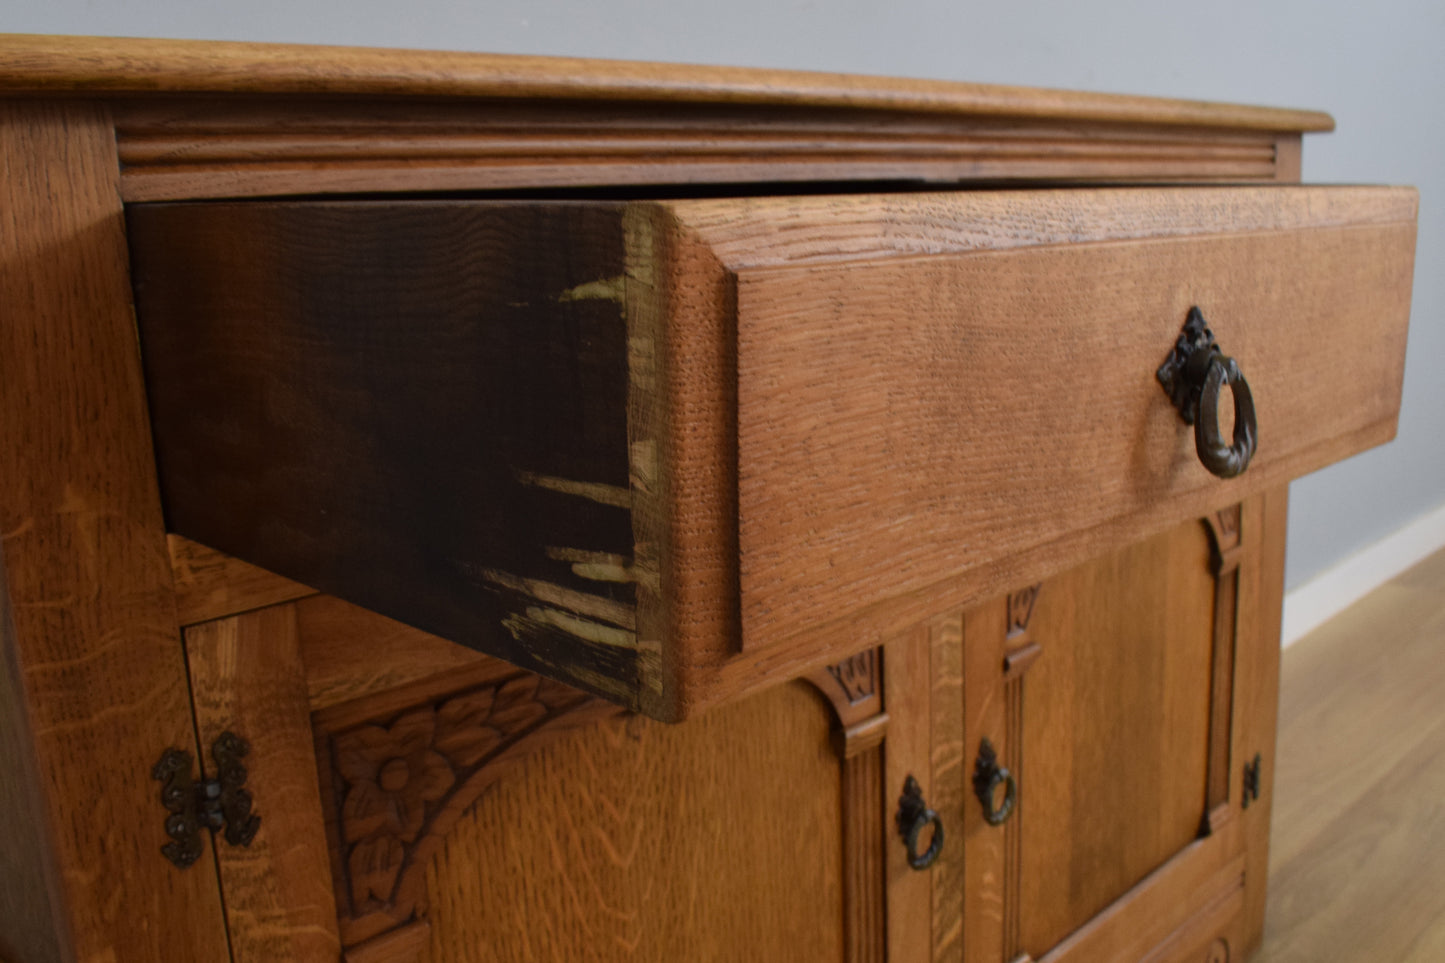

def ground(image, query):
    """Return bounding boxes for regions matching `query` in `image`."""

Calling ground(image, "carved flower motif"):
[433,675,549,767]
[337,707,456,846]
[347,833,405,905]
[333,673,571,910]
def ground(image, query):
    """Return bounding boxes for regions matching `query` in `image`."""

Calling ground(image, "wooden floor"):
[1254,547,1445,963]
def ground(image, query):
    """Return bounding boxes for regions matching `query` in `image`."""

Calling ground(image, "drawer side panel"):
[128,201,662,708]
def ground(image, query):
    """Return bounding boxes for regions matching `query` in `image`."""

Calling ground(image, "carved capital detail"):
[805,648,883,732]
[1007,585,1042,640]
[826,649,878,705]
[1204,504,1244,574]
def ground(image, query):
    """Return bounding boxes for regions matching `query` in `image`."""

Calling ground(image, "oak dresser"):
[0,35,1417,963]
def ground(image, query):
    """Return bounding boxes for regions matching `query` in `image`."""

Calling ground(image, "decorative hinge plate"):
[152,731,261,868]
[1241,752,1263,809]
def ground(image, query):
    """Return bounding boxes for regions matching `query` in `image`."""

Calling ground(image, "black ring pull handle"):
[1157,307,1258,479]
[895,776,945,870]
[972,738,1018,827]
[1195,355,1257,478]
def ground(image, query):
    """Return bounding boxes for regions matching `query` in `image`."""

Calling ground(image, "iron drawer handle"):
[972,738,1017,827]
[1157,307,1258,479]
[896,776,945,870]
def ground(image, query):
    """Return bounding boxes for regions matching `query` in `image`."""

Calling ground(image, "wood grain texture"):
[0,34,1333,133]
[1002,587,1043,961]
[113,98,1288,202]
[803,649,889,963]
[883,625,937,963]
[297,595,488,712]
[0,547,67,963]
[645,185,1414,719]
[841,744,886,963]
[185,604,343,963]
[1016,519,1216,955]
[953,508,1266,963]
[722,187,1415,655]
[1235,489,1287,957]
[342,922,430,963]
[312,665,611,949]
[1254,551,1445,963]
[961,599,1007,963]
[1090,858,1243,963]
[925,614,965,963]
[622,202,736,720]
[169,535,317,626]
[664,184,1413,268]
[1041,852,1244,963]
[407,679,844,962]
[1204,508,1241,818]
[0,100,230,963]
[129,200,662,711]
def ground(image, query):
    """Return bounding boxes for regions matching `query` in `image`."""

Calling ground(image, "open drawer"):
[127,186,1416,720]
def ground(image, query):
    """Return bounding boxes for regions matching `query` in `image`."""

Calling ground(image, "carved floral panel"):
[315,670,607,947]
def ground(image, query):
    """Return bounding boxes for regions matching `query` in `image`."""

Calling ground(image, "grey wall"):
[7,1,1441,589]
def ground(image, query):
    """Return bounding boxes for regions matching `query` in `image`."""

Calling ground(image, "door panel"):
[184,605,342,963]
[406,681,844,963]
[959,503,1257,963]
[1018,518,1216,953]
[183,592,925,963]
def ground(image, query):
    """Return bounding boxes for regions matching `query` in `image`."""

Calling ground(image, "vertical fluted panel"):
[842,745,887,963]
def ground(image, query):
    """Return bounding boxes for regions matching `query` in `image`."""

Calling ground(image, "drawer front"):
[671,187,1417,657]
[128,187,1415,719]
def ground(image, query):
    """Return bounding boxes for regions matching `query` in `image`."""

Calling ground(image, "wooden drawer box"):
[129,186,1416,720]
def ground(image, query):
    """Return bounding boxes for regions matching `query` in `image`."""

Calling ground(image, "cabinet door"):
[177,579,932,963]
[943,493,1284,963]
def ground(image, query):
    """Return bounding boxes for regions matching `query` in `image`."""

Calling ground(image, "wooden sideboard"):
[0,35,1417,963]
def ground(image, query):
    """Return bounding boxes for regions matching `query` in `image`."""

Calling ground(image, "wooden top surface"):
[0,34,1333,132]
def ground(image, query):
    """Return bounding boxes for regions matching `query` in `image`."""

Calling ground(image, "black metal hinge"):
[1242,752,1263,809]
[152,731,261,868]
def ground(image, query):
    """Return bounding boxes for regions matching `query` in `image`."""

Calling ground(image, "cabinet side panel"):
[0,548,66,963]
[0,101,230,963]
[128,201,660,710]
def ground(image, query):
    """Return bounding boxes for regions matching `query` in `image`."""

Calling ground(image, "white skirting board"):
[1282,500,1445,648]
